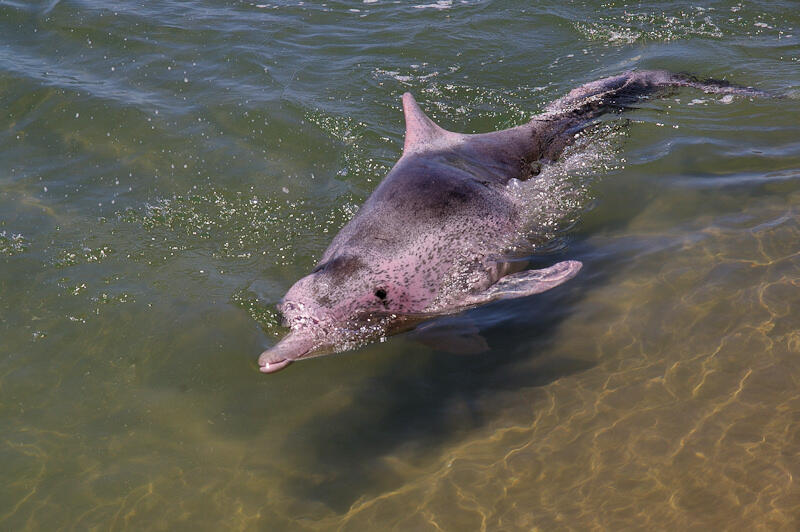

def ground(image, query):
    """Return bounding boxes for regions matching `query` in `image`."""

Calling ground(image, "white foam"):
[414,0,452,10]
[505,123,625,252]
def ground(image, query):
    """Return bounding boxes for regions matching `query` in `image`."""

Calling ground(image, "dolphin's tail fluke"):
[544,69,767,118]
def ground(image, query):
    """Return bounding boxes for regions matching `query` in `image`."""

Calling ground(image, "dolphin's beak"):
[258,331,317,374]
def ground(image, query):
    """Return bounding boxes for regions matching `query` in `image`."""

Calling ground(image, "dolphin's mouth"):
[259,358,292,373]
[258,310,408,374]
[258,331,319,373]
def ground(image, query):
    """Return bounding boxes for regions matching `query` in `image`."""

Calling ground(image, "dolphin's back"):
[323,69,766,263]
[397,70,768,189]
[324,152,517,262]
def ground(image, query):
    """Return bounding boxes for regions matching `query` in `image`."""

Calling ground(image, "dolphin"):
[258,70,762,373]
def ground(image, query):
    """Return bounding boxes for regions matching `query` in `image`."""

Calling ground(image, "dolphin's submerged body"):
[258,70,761,373]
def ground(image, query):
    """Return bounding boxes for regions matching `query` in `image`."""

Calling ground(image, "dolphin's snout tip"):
[258,348,293,373]
[259,358,292,373]
[257,331,316,374]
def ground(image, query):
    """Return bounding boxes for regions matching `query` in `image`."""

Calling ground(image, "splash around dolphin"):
[258,70,762,373]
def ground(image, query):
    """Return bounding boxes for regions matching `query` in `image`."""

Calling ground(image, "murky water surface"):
[2,1,799,529]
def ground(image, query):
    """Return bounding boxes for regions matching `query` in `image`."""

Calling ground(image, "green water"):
[2,0,799,529]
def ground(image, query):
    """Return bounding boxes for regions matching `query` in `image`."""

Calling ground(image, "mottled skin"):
[259,70,762,373]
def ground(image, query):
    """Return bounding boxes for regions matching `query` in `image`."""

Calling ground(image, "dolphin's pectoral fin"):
[402,260,581,352]
[466,260,583,306]
[409,317,489,354]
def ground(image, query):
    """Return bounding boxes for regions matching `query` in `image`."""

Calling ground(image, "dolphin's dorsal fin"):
[401,93,544,181]
[402,92,449,153]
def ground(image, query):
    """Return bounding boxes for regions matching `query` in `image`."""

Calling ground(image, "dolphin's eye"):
[374,288,387,300]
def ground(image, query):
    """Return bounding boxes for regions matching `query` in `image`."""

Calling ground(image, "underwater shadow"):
[279,249,611,513]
